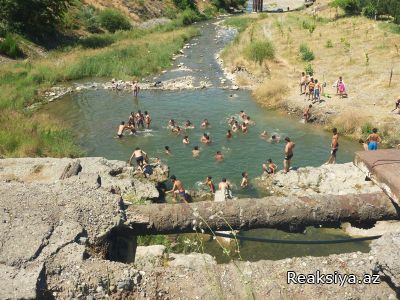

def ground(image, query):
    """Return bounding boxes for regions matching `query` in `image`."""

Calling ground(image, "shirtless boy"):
[182,136,190,144]
[192,146,200,157]
[326,128,339,164]
[215,151,224,161]
[263,159,277,174]
[366,128,382,151]
[283,137,295,174]
[303,104,312,122]
[117,121,127,138]
[165,146,171,155]
[240,172,249,188]
[167,175,188,202]
[226,130,232,139]
[300,72,307,95]
[144,111,151,129]
[128,147,147,167]
[201,119,210,128]
[132,80,140,97]
[219,178,232,200]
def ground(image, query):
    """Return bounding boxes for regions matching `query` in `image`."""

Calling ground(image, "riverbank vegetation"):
[222,0,400,146]
[0,0,248,158]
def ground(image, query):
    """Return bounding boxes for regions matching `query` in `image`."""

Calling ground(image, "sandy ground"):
[222,0,400,144]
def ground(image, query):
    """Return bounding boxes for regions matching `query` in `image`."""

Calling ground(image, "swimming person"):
[168,119,176,128]
[144,111,151,129]
[184,120,195,129]
[215,151,224,161]
[269,134,280,143]
[128,147,147,167]
[226,130,232,139]
[205,176,216,193]
[366,128,382,150]
[182,136,190,144]
[165,146,171,155]
[240,172,249,188]
[166,175,188,203]
[241,122,248,134]
[231,121,239,133]
[172,126,181,135]
[201,119,210,128]
[192,146,200,157]
[239,110,247,120]
[260,130,269,138]
[283,137,295,174]
[326,128,339,164]
[117,121,127,138]
[218,178,232,200]
[201,133,211,144]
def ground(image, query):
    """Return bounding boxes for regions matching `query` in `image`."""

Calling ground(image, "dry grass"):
[222,1,400,145]
[253,78,289,108]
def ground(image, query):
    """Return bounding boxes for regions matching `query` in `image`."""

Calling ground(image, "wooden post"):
[389,69,393,87]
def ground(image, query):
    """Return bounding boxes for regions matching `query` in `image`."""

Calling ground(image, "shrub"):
[79,35,115,49]
[244,40,275,65]
[362,3,376,19]
[178,8,202,25]
[304,63,314,76]
[98,9,132,33]
[0,34,23,58]
[325,39,333,48]
[330,0,361,16]
[79,6,101,33]
[299,44,315,61]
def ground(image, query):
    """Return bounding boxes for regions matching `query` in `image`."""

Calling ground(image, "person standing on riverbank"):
[300,72,307,95]
[303,104,312,122]
[205,176,215,194]
[167,175,188,203]
[283,137,295,174]
[366,128,382,150]
[132,80,140,97]
[326,128,339,164]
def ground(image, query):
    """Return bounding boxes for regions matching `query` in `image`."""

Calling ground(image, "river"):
[44,20,369,262]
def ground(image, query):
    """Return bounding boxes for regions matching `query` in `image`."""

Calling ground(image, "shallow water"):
[173,227,370,264]
[45,20,368,260]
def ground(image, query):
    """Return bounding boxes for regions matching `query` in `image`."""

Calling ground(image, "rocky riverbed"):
[1,158,399,299]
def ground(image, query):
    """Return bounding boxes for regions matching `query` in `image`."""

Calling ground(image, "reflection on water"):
[170,227,370,264]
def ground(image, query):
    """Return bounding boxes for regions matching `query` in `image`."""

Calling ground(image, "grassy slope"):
[0,26,198,157]
[222,4,400,146]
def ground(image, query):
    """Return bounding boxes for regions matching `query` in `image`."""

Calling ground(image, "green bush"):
[0,34,23,58]
[325,39,333,48]
[79,6,101,33]
[299,44,315,61]
[178,8,202,25]
[244,40,275,65]
[330,0,361,16]
[79,35,115,49]
[98,9,132,33]
[305,63,314,76]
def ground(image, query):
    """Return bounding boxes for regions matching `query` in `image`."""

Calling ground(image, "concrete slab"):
[354,149,400,204]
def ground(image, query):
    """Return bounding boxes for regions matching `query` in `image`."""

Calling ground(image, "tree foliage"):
[330,0,400,23]
[0,0,73,35]
[98,9,132,33]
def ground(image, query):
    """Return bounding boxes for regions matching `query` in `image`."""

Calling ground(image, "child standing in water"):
[240,172,249,188]
[205,176,215,193]
[144,111,151,129]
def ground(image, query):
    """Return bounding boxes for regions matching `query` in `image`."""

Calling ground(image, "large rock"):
[255,163,381,197]
[370,232,400,289]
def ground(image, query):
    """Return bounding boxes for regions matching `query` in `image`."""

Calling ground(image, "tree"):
[0,0,73,35]
[330,0,362,15]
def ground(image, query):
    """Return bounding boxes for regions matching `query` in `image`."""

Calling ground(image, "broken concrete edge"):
[354,150,400,205]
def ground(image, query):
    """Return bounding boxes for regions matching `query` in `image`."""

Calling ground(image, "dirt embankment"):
[221,0,400,146]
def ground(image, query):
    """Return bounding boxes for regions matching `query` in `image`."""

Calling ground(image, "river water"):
[45,21,369,261]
